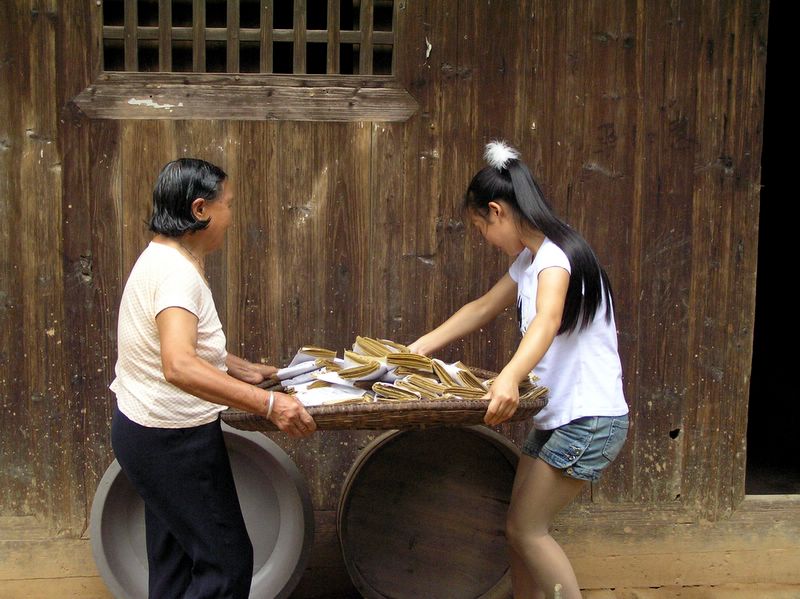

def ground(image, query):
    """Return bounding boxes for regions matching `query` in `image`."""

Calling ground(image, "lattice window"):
[101,0,395,75]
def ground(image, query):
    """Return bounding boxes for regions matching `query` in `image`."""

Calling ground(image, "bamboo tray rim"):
[221,395,547,431]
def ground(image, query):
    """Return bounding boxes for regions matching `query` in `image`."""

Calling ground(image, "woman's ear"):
[191,198,207,221]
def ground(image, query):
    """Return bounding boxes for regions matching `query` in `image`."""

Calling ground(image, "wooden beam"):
[260,0,273,72]
[293,0,307,74]
[70,73,419,121]
[359,0,373,74]
[103,25,393,45]
[158,0,172,71]
[192,0,205,71]
[123,0,137,70]
[327,0,340,74]
[227,0,240,72]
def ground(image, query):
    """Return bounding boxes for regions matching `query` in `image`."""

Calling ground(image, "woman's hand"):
[240,363,278,385]
[226,354,278,385]
[269,392,317,438]
[483,371,520,426]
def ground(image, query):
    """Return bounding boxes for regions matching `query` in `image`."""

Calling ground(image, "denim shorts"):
[522,414,629,482]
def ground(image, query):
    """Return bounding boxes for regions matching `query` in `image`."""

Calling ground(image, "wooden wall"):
[1,0,768,592]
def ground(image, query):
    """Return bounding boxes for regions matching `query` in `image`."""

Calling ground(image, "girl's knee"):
[506,508,548,551]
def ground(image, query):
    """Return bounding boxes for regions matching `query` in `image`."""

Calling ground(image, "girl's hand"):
[407,337,430,355]
[483,372,520,426]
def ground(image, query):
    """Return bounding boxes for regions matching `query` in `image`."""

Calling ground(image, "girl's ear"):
[486,201,504,220]
[190,198,207,221]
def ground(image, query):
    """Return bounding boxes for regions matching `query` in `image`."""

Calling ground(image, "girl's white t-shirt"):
[509,239,628,429]
[110,242,228,428]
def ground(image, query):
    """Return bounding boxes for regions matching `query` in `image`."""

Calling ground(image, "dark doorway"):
[745,1,799,495]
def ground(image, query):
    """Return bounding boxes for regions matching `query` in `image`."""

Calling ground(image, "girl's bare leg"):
[507,455,586,599]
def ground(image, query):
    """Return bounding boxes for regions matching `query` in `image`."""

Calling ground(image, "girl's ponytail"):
[466,140,615,335]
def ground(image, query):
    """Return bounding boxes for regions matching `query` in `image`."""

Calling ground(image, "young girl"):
[409,141,629,599]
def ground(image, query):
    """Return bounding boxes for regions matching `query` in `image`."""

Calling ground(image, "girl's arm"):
[226,352,278,384]
[156,307,316,438]
[484,266,569,426]
[408,273,518,355]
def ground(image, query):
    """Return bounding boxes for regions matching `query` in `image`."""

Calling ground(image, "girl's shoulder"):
[509,247,534,282]
[533,238,571,274]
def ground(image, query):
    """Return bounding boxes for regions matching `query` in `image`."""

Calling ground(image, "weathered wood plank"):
[358,0,373,74]
[629,0,701,506]
[70,75,419,122]
[123,0,138,70]
[17,0,78,531]
[120,121,176,277]
[227,0,240,72]
[368,123,405,340]
[260,0,273,72]
[327,0,341,74]
[569,0,640,503]
[683,0,767,517]
[192,0,206,71]
[103,25,394,45]
[76,119,123,527]
[392,0,449,355]
[0,0,28,520]
[58,0,115,535]
[223,120,280,362]
[293,0,307,74]
[158,0,172,71]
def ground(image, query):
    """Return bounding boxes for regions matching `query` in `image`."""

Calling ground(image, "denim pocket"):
[543,417,596,468]
[601,416,629,462]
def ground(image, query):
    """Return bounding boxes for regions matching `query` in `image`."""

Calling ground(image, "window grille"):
[101,0,396,75]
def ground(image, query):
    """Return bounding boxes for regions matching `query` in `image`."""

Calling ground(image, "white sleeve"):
[154,268,202,318]
[534,242,571,277]
[508,248,532,283]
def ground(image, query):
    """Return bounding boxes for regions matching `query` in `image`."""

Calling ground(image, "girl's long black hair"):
[465,147,614,335]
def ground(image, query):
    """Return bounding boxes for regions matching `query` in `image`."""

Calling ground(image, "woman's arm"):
[408,273,518,355]
[226,353,278,384]
[157,307,315,437]
[484,266,569,426]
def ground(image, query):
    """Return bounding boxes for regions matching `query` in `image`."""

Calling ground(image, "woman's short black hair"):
[149,158,227,237]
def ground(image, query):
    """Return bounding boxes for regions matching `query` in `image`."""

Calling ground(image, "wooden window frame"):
[72,0,417,122]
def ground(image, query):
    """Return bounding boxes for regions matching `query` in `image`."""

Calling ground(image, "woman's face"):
[198,179,234,251]
[469,202,525,257]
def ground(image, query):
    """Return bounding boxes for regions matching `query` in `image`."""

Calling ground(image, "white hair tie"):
[484,140,520,171]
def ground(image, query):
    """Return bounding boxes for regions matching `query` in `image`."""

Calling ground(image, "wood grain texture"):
[70,74,420,122]
[684,0,766,517]
[1,0,771,565]
[0,0,29,518]
[627,0,701,507]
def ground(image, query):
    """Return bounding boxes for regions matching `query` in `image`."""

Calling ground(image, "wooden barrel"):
[337,426,519,599]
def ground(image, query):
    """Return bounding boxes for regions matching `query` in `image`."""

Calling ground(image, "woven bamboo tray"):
[221,366,548,431]
[222,396,547,431]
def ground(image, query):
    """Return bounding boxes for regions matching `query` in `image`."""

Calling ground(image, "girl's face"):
[469,201,525,257]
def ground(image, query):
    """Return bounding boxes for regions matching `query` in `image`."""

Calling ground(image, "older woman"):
[110,158,315,599]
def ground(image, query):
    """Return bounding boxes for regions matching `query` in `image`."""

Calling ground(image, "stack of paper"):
[372,382,421,401]
[385,352,433,372]
[273,336,546,408]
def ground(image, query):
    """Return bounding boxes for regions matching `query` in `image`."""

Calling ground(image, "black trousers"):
[111,407,253,599]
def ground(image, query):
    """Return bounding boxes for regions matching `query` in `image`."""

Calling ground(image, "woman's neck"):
[154,234,207,270]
